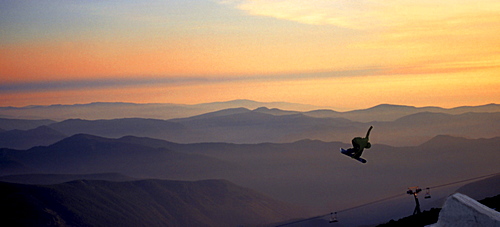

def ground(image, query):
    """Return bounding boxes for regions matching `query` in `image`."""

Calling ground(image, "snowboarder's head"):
[365,142,371,149]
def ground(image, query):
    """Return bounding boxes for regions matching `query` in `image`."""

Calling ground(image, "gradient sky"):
[1,0,499,110]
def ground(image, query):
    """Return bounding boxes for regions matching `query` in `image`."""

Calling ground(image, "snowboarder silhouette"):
[341,126,373,163]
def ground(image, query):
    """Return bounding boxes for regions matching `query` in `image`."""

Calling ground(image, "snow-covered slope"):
[429,193,500,227]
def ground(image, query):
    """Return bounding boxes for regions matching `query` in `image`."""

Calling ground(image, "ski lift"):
[329,212,338,223]
[424,187,431,199]
[407,186,422,195]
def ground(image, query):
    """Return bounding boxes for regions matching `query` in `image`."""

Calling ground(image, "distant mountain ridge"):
[48,118,186,140]
[0,99,325,120]
[0,100,497,121]
[0,103,498,147]
[47,110,500,146]
[304,103,500,122]
[0,118,56,130]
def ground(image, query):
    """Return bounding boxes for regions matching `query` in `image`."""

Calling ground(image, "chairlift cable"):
[275,214,331,227]
[336,193,407,213]
[427,172,500,190]
[275,171,500,226]
[276,193,407,226]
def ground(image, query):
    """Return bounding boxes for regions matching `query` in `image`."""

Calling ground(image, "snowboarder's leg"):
[349,141,361,157]
[344,148,357,156]
[352,150,363,159]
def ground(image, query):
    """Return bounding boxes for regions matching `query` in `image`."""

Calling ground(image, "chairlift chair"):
[329,212,338,223]
[424,187,431,199]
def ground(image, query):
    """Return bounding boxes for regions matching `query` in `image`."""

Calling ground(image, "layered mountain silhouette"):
[304,103,500,122]
[1,134,499,214]
[0,179,305,227]
[48,118,187,140]
[1,101,498,226]
[0,125,67,149]
[1,102,498,147]
[1,100,497,121]
[46,110,500,146]
[0,118,56,130]
[0,99,323,120]
[0,134,241,180]
[1,103,498,147]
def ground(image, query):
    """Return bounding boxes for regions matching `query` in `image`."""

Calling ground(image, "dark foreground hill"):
[0,179,306,227]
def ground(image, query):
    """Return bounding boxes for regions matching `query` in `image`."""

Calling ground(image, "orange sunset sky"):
[1,0,499,110]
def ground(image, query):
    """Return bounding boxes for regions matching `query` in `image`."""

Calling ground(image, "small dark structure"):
[407,186,422,215]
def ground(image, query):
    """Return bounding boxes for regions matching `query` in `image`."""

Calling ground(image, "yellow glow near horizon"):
[2,66,498,110]
[0,0,499,109]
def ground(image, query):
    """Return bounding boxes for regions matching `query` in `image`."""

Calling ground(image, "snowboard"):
[340,148,367,163]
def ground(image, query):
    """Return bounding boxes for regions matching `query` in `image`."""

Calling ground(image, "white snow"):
[428,193,500,227]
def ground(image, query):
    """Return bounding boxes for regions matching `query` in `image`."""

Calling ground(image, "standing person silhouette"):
[344,126,373,159]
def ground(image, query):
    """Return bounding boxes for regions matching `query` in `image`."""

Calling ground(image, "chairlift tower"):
[407,186,422,215]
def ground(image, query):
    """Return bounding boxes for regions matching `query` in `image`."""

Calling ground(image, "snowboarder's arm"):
[365,126,373,140]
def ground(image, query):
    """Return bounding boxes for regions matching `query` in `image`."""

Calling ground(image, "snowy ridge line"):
[275,172,500,226]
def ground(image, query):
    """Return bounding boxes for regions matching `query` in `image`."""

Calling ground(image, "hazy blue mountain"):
[1,133,498,226]
[166,136,500,213]
[1,107,499,146]
[170,110,499,145]
[192,99,323,111]
[48,118,188,139]
[304,103,500,122]
[0,159,35,176]
[117,135,181,149]
[0,99,324,120]
[39,110,359,144]
[373,112,500,146]
[0,134,242,180]
[450,103,500,113]
[304,104,431,122]
[0,179,306,227]
[0,173,136,185]
[0,118,56,130]
[248,106,301,116]
[3,133,498,215]
[2,100,497,122]
[0,102,197,121]
[170,107,252,121]
[0,125,67,149]
[171,109,360,143]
